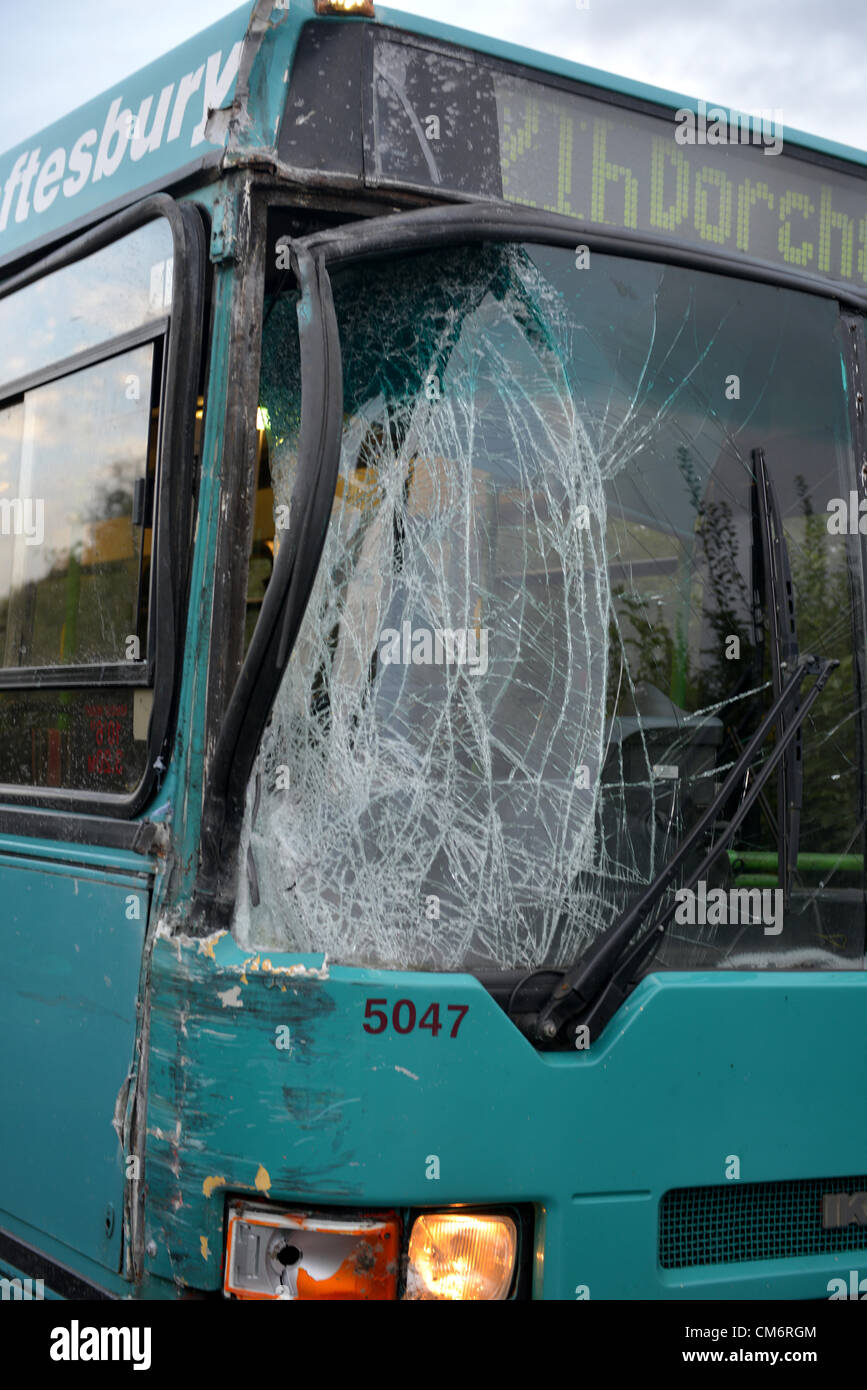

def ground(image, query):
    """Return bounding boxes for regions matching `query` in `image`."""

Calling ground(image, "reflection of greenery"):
[692,497,757,712]
[607,449,858,863]
[0,460,138,667]
[787,474,856,853]
[677,446,757,713]
[611,586,675,692]
[82,461,135,521]
[608,449,759,718]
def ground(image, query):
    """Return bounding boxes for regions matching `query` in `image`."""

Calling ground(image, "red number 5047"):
[362,999,469,1039]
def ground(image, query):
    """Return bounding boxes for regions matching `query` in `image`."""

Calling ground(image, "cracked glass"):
[238,241,865,974]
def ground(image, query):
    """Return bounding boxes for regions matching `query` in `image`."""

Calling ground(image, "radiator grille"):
[659,1174,867,1269]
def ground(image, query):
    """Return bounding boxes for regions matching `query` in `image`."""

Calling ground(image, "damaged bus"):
[1,0,866,1301]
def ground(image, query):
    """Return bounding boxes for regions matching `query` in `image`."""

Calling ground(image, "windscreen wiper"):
[528,654,838,1046]
[753,446,802,902]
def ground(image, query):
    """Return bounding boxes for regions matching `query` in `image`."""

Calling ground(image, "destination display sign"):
[367,34,867,293]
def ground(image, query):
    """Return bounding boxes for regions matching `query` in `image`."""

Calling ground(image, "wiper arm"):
[753,446,802,902]
[529,654,838,1046]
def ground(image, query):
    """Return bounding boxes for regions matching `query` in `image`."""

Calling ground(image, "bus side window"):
[0,217,173,797]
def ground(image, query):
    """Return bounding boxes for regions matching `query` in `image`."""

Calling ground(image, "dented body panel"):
[0,839,153,1273]
[140,930,867,1299]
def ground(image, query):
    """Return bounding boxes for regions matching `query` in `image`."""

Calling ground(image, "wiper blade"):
[753,446,802,902]
[529,654,838,1046]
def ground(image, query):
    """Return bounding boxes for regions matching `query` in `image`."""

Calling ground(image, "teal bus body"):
[1,0,866,1302]
[145,950,867,1299]
[3,1,866,273]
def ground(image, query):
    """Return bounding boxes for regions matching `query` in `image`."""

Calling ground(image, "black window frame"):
[0,192,206,820]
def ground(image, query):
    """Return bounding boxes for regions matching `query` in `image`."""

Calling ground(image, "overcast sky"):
[0,0,863,157]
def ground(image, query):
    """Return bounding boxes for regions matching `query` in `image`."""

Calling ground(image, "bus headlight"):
[405,1213,517,1300]
[224,1203,399,1300]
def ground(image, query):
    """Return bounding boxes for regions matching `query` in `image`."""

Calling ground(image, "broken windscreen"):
[236,239,864,975]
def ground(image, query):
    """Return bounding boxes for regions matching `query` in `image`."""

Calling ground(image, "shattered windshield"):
[236,239,864,974]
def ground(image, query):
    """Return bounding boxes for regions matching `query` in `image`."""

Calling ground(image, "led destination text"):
[495,80,867,288]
